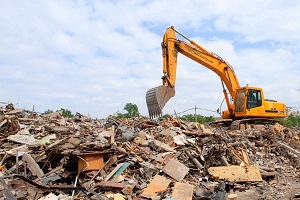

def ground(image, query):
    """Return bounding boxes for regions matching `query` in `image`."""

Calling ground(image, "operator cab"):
[235,87,263,113]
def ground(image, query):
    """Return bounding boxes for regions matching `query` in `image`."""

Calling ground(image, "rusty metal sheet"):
[77,153,104,172]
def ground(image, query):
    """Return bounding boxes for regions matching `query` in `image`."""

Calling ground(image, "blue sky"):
[0,0,299,118]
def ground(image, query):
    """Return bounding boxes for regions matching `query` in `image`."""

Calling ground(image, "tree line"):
[43,103,300,129]
[279,114,300,128]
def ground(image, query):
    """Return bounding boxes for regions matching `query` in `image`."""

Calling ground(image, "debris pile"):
[0,103,299,199]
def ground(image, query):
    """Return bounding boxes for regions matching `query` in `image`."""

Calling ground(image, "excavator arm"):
[146,26,240,118]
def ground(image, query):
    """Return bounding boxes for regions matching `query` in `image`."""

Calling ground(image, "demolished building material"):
[0,103,299,199]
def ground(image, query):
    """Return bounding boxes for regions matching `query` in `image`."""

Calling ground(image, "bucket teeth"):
[146,85,175,119]
[146,87,162,118]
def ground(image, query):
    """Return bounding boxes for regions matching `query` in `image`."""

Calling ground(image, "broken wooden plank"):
[110,125,115,144]
[96,181,127,189]
[163,158,189,182]
[172,182,194,200]
[153,140,176,152]
[240,148,250,167]
[208,164,263,182]
[22,153,44,178]
[141,175,171,198]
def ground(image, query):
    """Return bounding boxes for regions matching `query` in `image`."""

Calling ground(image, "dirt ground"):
[232,170,300,200]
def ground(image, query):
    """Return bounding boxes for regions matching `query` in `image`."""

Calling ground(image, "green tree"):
[58,108,73,118]
[180,114,194,122]
[116,103,139,118]
[43,109,53,114]
[280,113,300,127]
[180,114,215,123]
[161,114,171,118]
[157,114,171,120]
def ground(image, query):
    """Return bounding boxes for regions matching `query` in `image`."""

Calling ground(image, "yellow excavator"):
[146,26,286,127]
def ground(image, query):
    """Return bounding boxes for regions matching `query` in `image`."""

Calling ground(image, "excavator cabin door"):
[235,88,246,113]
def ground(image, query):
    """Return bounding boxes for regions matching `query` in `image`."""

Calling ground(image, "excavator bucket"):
[146,85,175,119]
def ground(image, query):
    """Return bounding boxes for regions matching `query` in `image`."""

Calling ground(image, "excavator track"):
[230,118,281,130]
[209,118,281,130]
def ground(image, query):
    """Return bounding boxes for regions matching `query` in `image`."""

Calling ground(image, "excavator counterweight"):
[146,85,175,119]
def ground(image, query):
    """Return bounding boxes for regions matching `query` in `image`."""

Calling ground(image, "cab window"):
[247,89,262,109]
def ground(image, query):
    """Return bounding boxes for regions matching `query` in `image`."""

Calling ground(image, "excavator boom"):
[146,26,239,118]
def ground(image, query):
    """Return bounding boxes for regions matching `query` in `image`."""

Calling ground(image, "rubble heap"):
[0,103,299,200]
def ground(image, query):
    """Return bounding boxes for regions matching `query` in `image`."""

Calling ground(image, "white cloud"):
[0,0,299,118]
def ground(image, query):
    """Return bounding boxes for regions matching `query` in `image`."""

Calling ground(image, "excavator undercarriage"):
[209,118,282,130]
